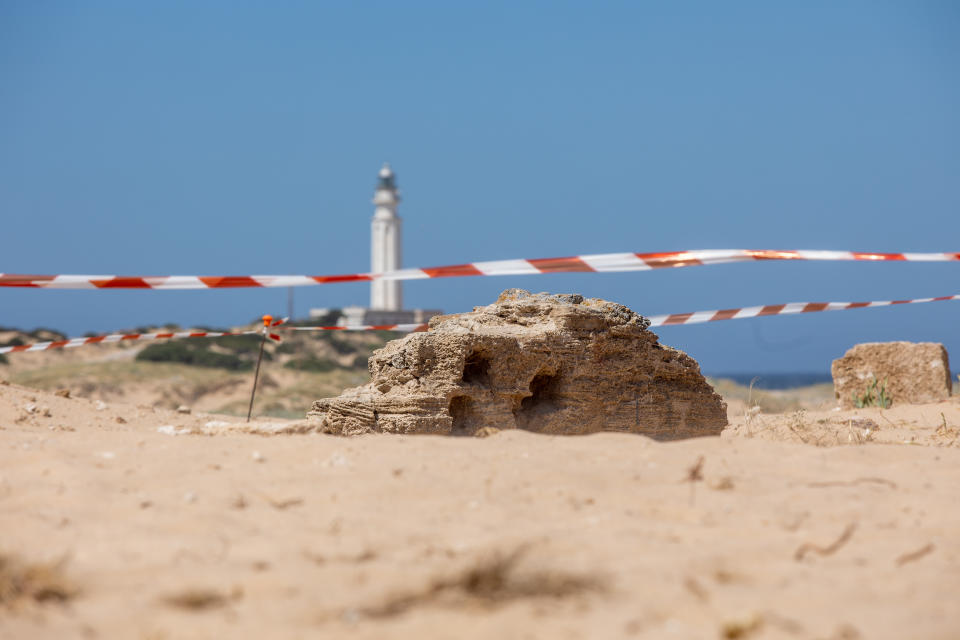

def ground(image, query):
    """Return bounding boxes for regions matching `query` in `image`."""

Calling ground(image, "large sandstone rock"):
[832,341,952,409]
[308,289,727,438]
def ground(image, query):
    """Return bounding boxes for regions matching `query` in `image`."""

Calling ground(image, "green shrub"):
[351,354,369,369]
[28,328,66,341]
[136,341,252,370]
[284,357,342,373]
[326,334,358,355]
[289,310,341,327]
[274,342,297,354]
[0,336,25,348]
[853,376,892,409]
[0,353,8,365]
[209,334,270,357]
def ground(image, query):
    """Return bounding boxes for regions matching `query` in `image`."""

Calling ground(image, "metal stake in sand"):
[246,314,272,423]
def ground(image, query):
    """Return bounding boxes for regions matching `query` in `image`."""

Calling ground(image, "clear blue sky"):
[2,1,958,374]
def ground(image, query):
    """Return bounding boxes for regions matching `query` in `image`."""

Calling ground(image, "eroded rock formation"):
[832,341,952,408]
[308,290,727,438]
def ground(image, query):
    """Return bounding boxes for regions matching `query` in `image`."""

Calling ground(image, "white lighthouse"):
[327,163,442,328]
[370,163,402,310]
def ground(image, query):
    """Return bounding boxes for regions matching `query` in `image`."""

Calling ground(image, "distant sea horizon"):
[706,373,831,390]
[708,372,960,391]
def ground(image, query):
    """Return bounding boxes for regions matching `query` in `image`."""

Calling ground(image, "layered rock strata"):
[308,289,727,438]
[832,341,952,408]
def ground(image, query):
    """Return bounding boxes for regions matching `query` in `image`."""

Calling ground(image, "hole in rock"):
[519,372,561,413]
[448,396,473,435]
[462,351,492,387]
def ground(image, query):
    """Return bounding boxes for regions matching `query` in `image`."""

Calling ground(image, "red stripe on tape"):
[758,305,785,316]
[802,303,829,312]
[711,308,741,321]
[92,278,152,289]
[852,252,906,261]
[527,257,596,273]
[746,250,802,260]
[421,264,484,278]
[198,276,263,288]
[637,252,704,268]
[311,274,373,284]
[0,274,54,287]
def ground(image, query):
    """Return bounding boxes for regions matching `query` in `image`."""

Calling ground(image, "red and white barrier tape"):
[4,294,956,355]
[285,324,429,333]
[646,294,960,326]
[0,330,260,355]
[282,293,960,331]
[2,249,956,290]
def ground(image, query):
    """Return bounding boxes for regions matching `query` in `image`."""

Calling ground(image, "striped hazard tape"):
[2,249,957,289]
[0,329,268,355]
[3,294,956,356]
[0,317,290,355]
[286,324,429,333]
[282,292,960,332]
[646,294,960,326]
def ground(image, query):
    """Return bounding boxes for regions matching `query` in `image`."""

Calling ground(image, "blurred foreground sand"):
[1,381,959,639]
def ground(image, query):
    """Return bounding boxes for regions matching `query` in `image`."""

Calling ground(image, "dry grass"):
[355,546,604,619]
[0,553,77,608]
[732,409,882,447]
[9,358,368,419]
[709,378,835,413]
[162,586,243,611]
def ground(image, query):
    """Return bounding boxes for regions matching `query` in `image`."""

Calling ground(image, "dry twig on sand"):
[0,553,77,608]
[162,586,243,611]
[794,523,857,561]
[684,455,705,506]
[260,494,304,510]
[895,543,935,567]
[806,477,897,489]
[353,546,602,619]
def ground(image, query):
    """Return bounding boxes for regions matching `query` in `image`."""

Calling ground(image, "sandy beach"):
[2,380,958,639]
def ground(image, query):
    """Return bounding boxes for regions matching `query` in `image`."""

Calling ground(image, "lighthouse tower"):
[324,163,441,328]
[370,163,402,311]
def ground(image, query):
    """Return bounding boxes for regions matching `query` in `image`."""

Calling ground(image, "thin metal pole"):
[287,286,294,321]
[246,315,272,423]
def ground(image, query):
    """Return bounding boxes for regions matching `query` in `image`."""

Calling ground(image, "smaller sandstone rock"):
[54,389,71,399]
[832,342,951,409]
[176,405,192,415]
